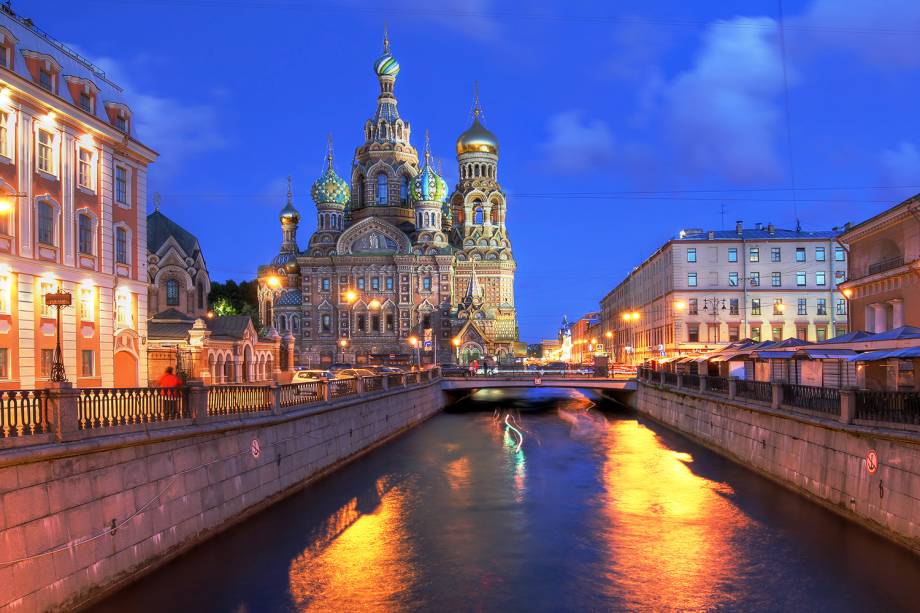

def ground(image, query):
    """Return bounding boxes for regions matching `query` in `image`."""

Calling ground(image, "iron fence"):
[279,382,323,407]
[363,376,383,393]
[329,378,357,399]
[663,372,678,386]
[1,389,49,437]
[207,385,272,416]
[79,387,188,429]
[855,390,920,425]
[706,376,729,394]
[736,380,772,404]
[781,384,840,416]
[682,374,701,390]
[387,373,404,388]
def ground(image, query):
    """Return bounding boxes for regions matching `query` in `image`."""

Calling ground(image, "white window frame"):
[35,196,60,248]
[79,285,95,323]
[0,268,11,314]
[77,145,97,192]
[114,163,131,207]
[76,208,97,256]
[39,278,56,318]
[36,127,59,177]
[115,287,133,328]
[113,223,132,266]
[0,109,14,162]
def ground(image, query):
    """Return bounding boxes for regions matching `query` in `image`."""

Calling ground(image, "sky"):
[26,0,920,341]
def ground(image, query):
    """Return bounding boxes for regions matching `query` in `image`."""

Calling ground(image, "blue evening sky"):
[28,0,920,341]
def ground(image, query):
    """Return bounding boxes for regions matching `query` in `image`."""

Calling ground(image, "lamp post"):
[265,274,282,328]
[408,335,419,369]
[341,289,358,363]
[339,338,348,363]
[44,289,72,382]
[452,336,461,364]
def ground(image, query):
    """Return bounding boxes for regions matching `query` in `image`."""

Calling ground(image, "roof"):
[862,325,920,341]
[148,321,194,340]
[147,210,201,257]
[676,228,839,241]
[275,290,302,306]
[0,8,132,134]
[818,330,874,344]
[150,308,194,322]
[206,315,252,339]
[848,347,920,362]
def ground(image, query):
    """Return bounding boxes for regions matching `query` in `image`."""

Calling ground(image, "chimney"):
[767,223,775,236]
[736,220,743,235]
[708,230,715,240]
[755,222,763,230]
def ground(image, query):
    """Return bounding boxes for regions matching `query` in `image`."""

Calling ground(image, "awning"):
[848,347,920,362]
[709,353,744,363]
[794,348,857,359]
[751,351,796,360]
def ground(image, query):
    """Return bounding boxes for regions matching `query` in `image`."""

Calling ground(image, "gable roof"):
[206,315,253,339]
[147,210,201,258]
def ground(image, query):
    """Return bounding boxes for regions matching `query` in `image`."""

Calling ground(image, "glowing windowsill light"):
[368,298,381,310]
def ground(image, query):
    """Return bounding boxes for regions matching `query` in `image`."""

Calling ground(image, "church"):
[258,32,521,367]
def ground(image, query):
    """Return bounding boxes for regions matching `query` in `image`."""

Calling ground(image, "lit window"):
[115,166,128,204]
[749,247,759,262]
[78,214,93,255]
[78,148,93,189]
[0,111,8,159]
[687,272,697,287]
[796,272,806,287]
[815,247,826,262]
[39,279,56,318]
[796,247,806,262]
[115,289,132,327]
[727,248,737,263]
[0,347,7,380]
[37,129,54,174]
[773,299,784,315]
[80,286,94,322]
[0,270,10,314]
[166,279,180,306]
[687,248,697,263]
[81,350,95,377]
[40,349,54,378]
[816,271,826,286]
[688,299,698,315]
[376,174,388,204]
[37,202,54,246]
[116,227,128,264]
[751,325,761,342]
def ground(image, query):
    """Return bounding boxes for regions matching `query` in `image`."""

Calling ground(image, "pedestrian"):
[157,366,183,420]
[470,359,479,377]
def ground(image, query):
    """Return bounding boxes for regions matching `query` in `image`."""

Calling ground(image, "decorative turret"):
[273,177,300,269]
[412,131,448,250]
[363,26,410,147]
[311,136,350,232]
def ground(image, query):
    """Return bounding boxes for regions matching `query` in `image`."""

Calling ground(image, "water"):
[94,389,920,612]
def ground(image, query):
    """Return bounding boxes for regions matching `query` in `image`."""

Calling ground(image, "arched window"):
[37,201,55,246]
[77,213,94,255]
[474,206,483,225]
[400,175,409,205]
[474,165,480,177]
[166,279,180,306]
[376,173,388,205]
[197,282,205,309]
[424,211,430,226]
[358,178,366,206]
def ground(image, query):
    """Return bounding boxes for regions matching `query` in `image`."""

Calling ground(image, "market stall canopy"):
[848,347,920,362]
[862,326,920,342]
[793,348,858,359]
[751,351,796,360]
[817,330,873,344]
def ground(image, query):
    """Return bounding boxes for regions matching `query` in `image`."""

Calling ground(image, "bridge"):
[441,374,637,391]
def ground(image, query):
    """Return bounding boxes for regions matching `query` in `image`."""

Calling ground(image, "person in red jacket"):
[157,367,183,420]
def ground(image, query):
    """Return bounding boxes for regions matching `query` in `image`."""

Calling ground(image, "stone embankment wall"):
[0,381,445,611]
[635,382,920,554]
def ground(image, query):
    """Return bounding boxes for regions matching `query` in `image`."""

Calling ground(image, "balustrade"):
[780,384,840,416]
[735,380,772,404]
[0,389,49,437]
[79,387,188,429]
[207,385,272,416]
[279,382,323,407]
[855,390,920,425]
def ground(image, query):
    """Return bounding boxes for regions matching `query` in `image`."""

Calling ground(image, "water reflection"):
[287,476,416,611]
[600,419,749,610]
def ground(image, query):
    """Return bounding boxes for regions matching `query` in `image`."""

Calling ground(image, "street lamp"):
[408,335,419,369]
[339,338,348,363]
[44,287,72,382]
[452,336,461,363]
[264,274,282,329]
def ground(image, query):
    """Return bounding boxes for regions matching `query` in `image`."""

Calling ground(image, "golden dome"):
[456,117,499,155]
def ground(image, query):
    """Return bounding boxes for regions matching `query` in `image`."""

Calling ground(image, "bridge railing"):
[1,389,50,438]
[79,387,190,428]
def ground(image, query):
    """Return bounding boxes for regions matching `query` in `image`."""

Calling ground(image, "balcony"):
[867,256,904,277]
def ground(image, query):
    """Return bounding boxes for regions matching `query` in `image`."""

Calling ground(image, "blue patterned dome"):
[411,144,448,203]
[311,144,350,206]
[374,30,400,77]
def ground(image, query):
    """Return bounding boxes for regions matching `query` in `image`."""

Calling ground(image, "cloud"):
[880,142,920,185]
[605,16,674,81]
[539,110,615,174]
[661,17,786,184]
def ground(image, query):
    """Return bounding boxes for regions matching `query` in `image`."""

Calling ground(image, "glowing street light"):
[266,275,281,289]
[631,312,640,320]
[452,336,461,363]
[674,301,686,310]
[339,337,348,362]
[344,289,358,303]
[605,331,613,339]
[408,335,420,369]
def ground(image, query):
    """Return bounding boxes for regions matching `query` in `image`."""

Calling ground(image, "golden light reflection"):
[600,420,749,610]
[288,476,415,611]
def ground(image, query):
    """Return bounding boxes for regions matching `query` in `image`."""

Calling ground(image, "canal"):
[94,388,920,612]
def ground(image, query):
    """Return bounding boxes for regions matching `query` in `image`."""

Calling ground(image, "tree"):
[209,279,261,328]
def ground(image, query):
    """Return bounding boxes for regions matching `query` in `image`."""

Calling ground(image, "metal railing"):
[682,374,700,390]
[279,382,323,407]
[79,387,188,429]
[736,380,772,404]
[1,389,49,437]
[781,384,840,416]
[329,378,357,399]
[663,372,678,386]
[363,376,383,393]
[706,376,729,394]
[207,385,272,416]
[867,255,904,276]
[387,373,404,388]
[855,390,920,425]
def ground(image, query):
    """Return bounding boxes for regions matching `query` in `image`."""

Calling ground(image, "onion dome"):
[311,138,351,206]
[456,83,498,155]
[373,28,400,77]
[279,177,300,223]
[411,131,448,203]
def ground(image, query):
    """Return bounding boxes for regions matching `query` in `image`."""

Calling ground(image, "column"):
[873,303,887,334]
[864,304,875,333]
[889,299,904,329]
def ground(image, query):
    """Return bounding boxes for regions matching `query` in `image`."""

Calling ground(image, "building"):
[600,221,849,364]
[838,194,919,332]
[570,311,600,364]
[258,32,519,367]
[0,7,155,388]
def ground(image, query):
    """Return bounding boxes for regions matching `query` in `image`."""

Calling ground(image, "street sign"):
[251,438,261,459]
[866,449,878,474]
[44,292,72,307]
[423,328,432,352]
[534,376,542,385]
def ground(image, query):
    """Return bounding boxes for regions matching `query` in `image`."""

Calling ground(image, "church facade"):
[258,33,520,367]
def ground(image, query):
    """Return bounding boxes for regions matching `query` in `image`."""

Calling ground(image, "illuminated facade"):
[258,32,519,366]
[600,221,849,364]
[0,8,155,388]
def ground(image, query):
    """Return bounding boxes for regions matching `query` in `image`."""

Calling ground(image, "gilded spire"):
[326,133,334,167]
[383,23,390,54]
[424,129,431,165]
[286,176,292,204]
[473,80,482,119]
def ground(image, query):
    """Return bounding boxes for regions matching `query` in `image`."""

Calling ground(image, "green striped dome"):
[374,52,400,77]
[411,162,448,203]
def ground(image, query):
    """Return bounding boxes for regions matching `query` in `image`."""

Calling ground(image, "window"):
[0,43,7,68]
[749,247,759,262]
[771,272,781,287]
[423,277,432,291]
[797,298,807,315]
[115,166,128,205]
[0,270,10,314]
[751,299,761,316]
[751,325,761,342]
[400,175,409,205]
[687,248,697,263]
[38,129,54,174]
[797,326,808,341]
[687,324,700,343]
[115,289,132,326]
[816,271,826,286]
[37,201,54,245]
[0,348,7,380]
[834,247,845,261]
[728,272,739,287]
[371,314,381,332]
[357,277,365,290]
[79,93,92,113]
[423,314,432,329]
[834,270,846,285]
[376,173,388,204]
[371,277,380,291]
[728,248,738,263]
[78,214,93,255]
[385,276,394,290]
[40,349,54,378]
[474,206,483,225]
[321,314,331,332]
[39,280,56,318]
[815,247,825,262]
[817,299,827,315]
[772,325,783,341]
[729,299,739,315]
[81,350,95,377]
[80,286,94,322]
[39,69,52,91]
[115,116,127,132]
[706,323,720,343]
[321,278,330,291]
[836,325,847,337]
[773,298,784,315]
[795,247,806,262]
[815,326,827,342]
[77,148,93,189]
[728,324,740,342]
[0,111,8,159]
[687,272,697,287]
[357,314,366,332]
[116,227,128,264]
[796,272,806,287]
[836,299,846,315]
[749,272,760,287]
[385,313,394,331]
[164,279,181,306]
[770,247,781,262]
[688,298,698,315]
